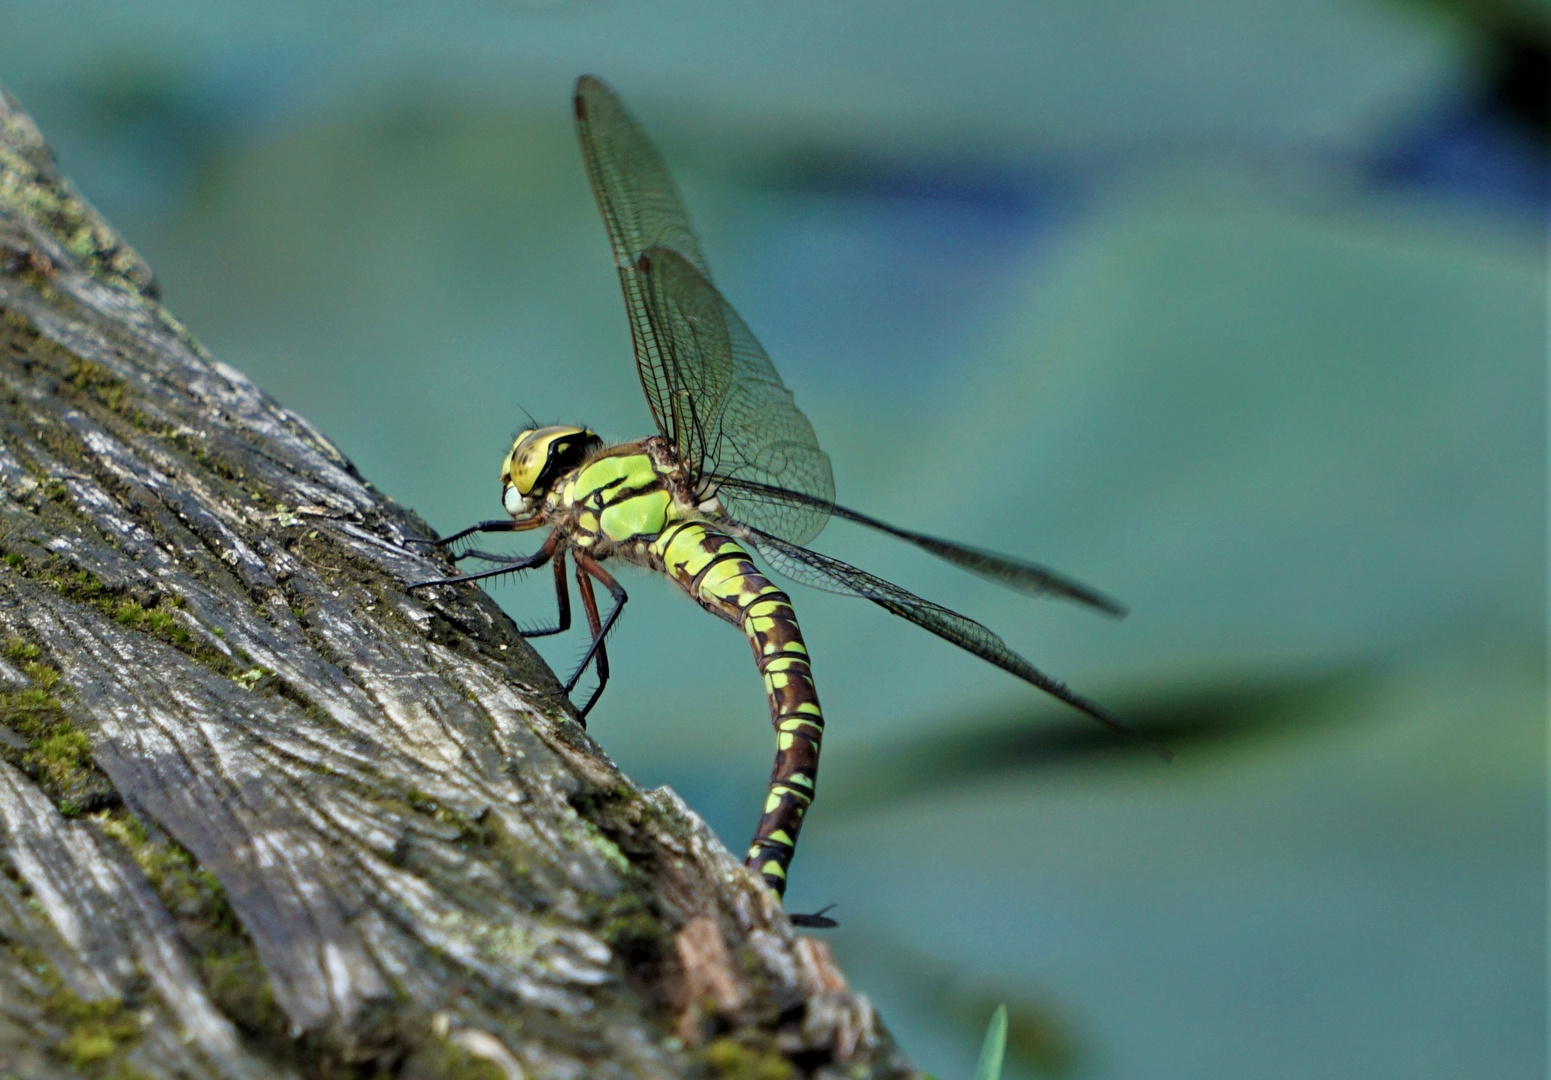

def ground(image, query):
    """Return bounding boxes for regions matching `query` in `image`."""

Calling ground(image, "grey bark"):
[0,85,916,1080]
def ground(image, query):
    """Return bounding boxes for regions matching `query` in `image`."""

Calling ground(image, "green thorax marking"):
[566,451,679,543]
[570,452,657,503]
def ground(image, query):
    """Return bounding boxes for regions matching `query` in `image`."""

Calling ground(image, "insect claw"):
[545,687,589,729]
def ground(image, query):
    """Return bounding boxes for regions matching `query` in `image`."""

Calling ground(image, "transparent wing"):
[574,78,835,545]
[641,247,834,546]
[574,75,708,451]
[740,525,1167,757]
[714,477,1124,615]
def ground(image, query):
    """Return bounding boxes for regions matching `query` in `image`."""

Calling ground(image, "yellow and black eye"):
[501,425,601,497]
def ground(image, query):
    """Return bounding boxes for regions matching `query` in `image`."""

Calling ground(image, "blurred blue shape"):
[737,158,1083,395]
[1371,100,1550,217]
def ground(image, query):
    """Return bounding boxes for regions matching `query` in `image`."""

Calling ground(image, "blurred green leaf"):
[974,1005,1008,1080]
[820,666,1371,815]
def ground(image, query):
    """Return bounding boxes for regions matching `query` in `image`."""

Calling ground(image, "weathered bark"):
[0,85,914,1080]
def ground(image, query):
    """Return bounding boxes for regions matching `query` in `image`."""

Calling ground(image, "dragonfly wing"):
[711,477,1124,616]
[739,525,1166,757]
[863,528,1126,616]
[641,247,834,546]
[574,78,835,544]
[574,75,708,455]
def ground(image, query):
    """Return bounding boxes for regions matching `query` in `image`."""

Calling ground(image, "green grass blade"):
[973,1004,1008,1080]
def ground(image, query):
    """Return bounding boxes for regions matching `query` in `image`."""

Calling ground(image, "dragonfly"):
[410,76,1162,925]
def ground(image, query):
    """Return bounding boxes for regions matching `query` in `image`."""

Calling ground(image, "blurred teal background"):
[3,1,1545,1077]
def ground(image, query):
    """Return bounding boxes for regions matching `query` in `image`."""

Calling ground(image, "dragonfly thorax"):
[501,425,603,514]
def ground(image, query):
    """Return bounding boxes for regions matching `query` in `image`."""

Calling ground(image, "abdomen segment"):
[653,521,824,898]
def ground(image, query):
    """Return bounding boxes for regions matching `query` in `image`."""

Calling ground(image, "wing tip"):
[1090,594,1129,619]
[1058,687,1175,762]
[574,75,598,119]
[1044,576,1128,618]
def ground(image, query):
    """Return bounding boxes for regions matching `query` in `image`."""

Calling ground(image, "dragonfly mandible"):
[410,76,1162,923]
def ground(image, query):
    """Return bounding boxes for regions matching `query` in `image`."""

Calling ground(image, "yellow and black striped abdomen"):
[652,521,825,897]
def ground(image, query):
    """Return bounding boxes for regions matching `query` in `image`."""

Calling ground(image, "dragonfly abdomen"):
[652,520,825,898]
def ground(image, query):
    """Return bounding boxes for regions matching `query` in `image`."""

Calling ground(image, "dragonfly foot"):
[546,688,589,730]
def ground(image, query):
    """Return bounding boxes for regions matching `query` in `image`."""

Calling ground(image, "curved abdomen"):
[652,520,823,898]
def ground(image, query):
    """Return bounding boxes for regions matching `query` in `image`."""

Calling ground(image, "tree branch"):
[0,83,915,1080]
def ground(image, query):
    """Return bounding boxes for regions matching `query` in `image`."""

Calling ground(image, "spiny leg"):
[437,546,573,637]
[566,551,627,720]
[426,517,536,550]
[408,529,560,590]
[413,518,574,634]
[406,515,546,561]
[569,571,608,726]
[518,554,573,638]
[450,548,527,564]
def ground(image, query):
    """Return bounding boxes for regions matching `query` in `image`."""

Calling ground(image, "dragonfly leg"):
[520,554,573,638]
[416,517,535,550]
[450,547,524,564]
[407,515,547,559]
[565,552,627,720]
[407,530,560,590]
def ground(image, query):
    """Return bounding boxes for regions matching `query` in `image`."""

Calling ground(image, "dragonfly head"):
[500,425,601,515]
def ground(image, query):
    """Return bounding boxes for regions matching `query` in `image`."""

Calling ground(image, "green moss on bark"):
[700,1036,797,1080]
[0,637,113,815]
